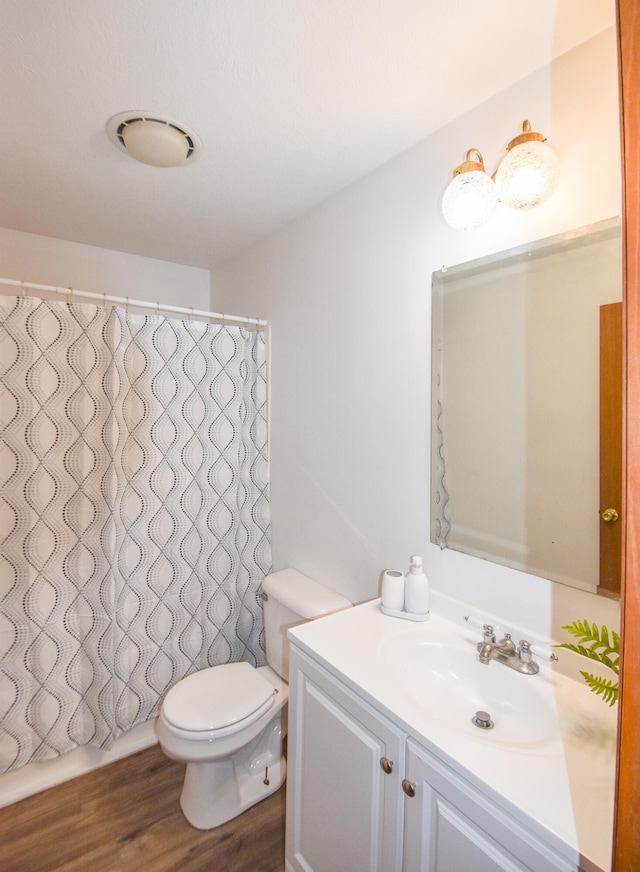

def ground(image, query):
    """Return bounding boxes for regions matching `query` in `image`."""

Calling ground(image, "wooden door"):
[600,302,623,596]
[613,0,640,868]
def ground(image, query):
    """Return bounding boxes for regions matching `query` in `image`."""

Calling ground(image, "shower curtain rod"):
[0,276,267,327]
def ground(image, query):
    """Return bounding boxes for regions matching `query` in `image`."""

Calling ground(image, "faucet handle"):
[482,624,496,643]
[518,640,533,664]
[517,640,540,673]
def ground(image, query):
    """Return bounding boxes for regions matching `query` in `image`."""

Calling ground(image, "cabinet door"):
[286,647,405,872]
[403,740,577,872]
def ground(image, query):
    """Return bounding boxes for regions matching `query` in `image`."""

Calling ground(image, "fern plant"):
[557,620,619,706]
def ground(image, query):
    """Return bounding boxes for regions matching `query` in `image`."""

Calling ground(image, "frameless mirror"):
[431,219,622,595]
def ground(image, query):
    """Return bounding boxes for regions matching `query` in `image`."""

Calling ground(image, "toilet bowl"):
[156,568,351,830]
[157,662,288,830]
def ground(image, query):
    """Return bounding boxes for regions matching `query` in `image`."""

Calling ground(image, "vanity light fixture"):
[106,112,203,168]
[443,120,561,230]
[495,120,560,210]
[441,149,499,231]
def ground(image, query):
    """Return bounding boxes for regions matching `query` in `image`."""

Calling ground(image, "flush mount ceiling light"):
[495,120,560,210]
[106,112,203,168]
[442,149,499,231]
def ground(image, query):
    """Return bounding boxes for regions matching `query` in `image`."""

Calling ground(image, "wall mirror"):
[431,218,622,595]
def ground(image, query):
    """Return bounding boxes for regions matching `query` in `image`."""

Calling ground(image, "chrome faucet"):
[476,625,539,675]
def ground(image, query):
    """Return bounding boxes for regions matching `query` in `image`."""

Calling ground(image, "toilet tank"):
[261,568,351,681]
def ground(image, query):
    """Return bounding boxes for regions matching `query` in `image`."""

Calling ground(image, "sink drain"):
[472,710,494,730]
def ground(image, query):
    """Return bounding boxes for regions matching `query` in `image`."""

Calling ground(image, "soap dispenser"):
[404,555,430,616]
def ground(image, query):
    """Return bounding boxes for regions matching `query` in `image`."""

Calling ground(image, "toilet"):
[156,568,351,830]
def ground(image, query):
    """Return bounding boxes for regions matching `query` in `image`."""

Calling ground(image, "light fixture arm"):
[452,148,487,176]
[505,120,547,150]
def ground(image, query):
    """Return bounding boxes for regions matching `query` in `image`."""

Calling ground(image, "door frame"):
[613,1,640,867]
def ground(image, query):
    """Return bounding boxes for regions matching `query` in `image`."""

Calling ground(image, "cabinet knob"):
[402,779,416,798]
[379,757,393,774]
[601,508,619,523]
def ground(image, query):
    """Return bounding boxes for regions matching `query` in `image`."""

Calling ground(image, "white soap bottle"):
[404,555,430,615]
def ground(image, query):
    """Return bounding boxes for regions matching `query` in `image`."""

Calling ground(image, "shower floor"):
[0,744,285,872]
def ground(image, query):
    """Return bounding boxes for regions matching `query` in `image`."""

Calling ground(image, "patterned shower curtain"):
[0,296,271,773]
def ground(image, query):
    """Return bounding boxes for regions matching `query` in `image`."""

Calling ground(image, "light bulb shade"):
[496,138,560,210]
[121,120,190,167]
[442,170,498,231]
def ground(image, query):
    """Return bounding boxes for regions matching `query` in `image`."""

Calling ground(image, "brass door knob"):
[402,779,416,798]
[379,757,393,775]
[601,508,619,523]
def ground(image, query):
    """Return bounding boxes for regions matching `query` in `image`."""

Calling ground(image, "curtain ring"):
[67,287,73,307]
[126,296,129,312]
[103,291,107,309]
[156,300,161,317]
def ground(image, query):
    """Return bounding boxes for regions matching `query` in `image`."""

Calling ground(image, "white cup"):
[381,569,405,611]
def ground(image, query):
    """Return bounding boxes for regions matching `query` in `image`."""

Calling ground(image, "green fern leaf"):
[561,620,616,649]
[556,621,620,705]
[556,642,619,674]
[560,620,619,661]
[571,619,593,639]
[580,671,619,707]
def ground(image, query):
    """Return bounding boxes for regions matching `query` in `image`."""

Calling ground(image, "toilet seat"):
[162,662,276,739]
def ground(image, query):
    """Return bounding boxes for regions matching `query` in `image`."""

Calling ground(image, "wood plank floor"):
[0,745,285,872]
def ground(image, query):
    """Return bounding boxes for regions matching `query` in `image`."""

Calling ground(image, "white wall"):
[211,29,621,639]
[0,227,210,308]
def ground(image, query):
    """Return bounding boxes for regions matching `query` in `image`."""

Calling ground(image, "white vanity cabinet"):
[285,646,405,872]
[403,739,576,872]
[286,644,580,872]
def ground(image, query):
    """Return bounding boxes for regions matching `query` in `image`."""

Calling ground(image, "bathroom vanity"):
[285,599,616,872]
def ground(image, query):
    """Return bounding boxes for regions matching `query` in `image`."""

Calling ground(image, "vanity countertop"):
[288,598,616,872]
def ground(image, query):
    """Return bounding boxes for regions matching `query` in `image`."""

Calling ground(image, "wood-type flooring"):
[0,744,285,872]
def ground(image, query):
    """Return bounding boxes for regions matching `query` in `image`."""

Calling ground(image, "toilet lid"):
[162,662,275,732]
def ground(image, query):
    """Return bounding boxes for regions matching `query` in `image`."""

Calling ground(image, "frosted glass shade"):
[496,140,560,210]
[121,121,190,167]
[442,171,498,231]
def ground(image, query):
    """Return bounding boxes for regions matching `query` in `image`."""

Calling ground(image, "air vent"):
[106,112,202,168]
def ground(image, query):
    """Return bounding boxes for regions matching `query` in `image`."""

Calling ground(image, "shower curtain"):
[0,296,271,773]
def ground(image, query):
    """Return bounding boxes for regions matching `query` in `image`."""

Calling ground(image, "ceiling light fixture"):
[441,149,499,231]
[495,120,560,210]
[106,112,203,168]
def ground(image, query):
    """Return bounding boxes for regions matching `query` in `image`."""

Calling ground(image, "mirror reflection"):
[431,219,622,595]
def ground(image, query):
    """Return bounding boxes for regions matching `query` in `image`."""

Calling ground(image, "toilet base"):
[180,753,286,830]
[177,713,288,830]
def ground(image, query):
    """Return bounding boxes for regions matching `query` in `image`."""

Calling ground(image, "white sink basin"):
[386,639,560,751]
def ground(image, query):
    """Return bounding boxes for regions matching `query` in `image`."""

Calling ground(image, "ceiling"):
[1,0,614,271]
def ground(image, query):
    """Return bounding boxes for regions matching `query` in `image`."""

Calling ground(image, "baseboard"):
[0,720,158,808]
